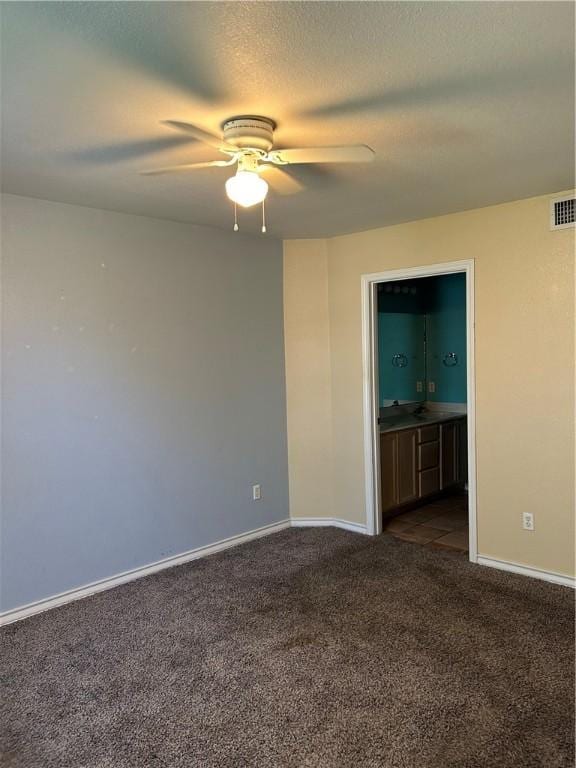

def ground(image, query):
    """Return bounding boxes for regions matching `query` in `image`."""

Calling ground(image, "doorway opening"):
[361,261,477,562]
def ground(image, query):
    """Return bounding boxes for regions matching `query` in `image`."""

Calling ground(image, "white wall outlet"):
[522,512,534,531]
[252,484,261,501]
[416,381,423,393]
[428,381,436,393]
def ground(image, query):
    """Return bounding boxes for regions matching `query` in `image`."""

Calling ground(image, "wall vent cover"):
[550,195,575,230]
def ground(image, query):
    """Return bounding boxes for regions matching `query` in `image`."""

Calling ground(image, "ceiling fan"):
[142,116,375,232]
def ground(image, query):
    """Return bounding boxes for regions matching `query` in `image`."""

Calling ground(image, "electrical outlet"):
[428,381,436,393]
[252,484,261,501]
[522,512,534,531]
[416,381,423,393]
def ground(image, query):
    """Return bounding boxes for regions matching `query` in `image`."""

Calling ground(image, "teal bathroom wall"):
[377,281,426,406]
[378,312,425,404]
[377,274,466,406]
[425,274,467,403]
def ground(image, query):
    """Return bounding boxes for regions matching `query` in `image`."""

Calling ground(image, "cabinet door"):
[418,440,439,471]
[441,422,458,489]
[457,418,468,483]
[397,429,418,504]
[419,467,440,497]
[380,432,398,513]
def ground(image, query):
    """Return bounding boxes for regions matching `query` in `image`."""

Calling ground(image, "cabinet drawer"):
[418,440,439,471]
[418,424,439,444]
[419,467,440,497]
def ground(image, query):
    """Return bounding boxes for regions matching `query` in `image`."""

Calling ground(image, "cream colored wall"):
[284,192,575,577]
[284,240,334,520]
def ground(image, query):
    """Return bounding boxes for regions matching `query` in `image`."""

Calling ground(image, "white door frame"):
[361,259,477,563]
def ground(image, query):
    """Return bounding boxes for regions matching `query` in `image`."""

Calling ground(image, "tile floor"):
[382,493,469,553]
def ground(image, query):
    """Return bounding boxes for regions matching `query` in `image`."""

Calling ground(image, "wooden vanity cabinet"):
[440,421,457,489]
[380,417,466,517]
[380,431,398,513]
[380,427,419,512]
[397,429,418,505]
[457,420,468,483]
[440,419,468,489]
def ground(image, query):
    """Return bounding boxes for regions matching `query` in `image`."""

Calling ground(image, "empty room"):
[1,2,574,767]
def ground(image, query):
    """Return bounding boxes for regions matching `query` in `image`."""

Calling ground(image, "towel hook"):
[442,352,458,367]
[392,353,408,368]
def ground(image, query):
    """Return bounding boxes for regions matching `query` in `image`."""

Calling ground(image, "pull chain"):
[233,202,239,232]
[261,199,267,234]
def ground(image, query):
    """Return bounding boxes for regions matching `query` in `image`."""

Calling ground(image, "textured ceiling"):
[1,2,574,238]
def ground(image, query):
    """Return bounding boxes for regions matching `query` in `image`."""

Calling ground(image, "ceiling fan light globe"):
[225,171,268,208]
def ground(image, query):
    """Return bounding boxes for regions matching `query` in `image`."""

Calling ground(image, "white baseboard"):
[0,519,291,627]
[477,556,575,588]
[291,517,368,535]
[4,523,570,627]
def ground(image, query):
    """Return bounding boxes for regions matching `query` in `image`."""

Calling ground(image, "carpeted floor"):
[1,528,574,768]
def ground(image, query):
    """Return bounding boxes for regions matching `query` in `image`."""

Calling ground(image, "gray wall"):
[0,194,289,612]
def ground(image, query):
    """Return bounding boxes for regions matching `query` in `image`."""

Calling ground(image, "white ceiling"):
[1,2,574,238]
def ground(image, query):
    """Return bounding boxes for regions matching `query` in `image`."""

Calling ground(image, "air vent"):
[550,195,575,230]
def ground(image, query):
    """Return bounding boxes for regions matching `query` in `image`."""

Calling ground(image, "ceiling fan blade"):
[259,165,304,195]
[162,121,238,153]
[270,145,375,165]
[141,159,234,176]
[69,136,198,165]
[300,59,573,120]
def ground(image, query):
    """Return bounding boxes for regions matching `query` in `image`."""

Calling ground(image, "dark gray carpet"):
[1,528,574,768]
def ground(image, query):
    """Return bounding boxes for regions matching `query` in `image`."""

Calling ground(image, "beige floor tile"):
[425,513,468,531]
[383,518,416,533]
[434,528,470,550]
[429,540,466,553]
[395,525,447,544]
[398,508,439,524]
[386,494,470,552]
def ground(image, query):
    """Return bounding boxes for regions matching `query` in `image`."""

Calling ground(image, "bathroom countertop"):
[379,412,466,434]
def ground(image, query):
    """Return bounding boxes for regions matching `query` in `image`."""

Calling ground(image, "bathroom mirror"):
[377,275,466,411]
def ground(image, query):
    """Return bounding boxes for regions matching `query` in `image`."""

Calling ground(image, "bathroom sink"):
[379,410,464,432]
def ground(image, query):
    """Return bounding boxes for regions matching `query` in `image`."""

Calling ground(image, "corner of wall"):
[283,239,334,520]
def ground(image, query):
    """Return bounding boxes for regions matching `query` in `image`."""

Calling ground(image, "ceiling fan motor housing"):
[222,116,276,152]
